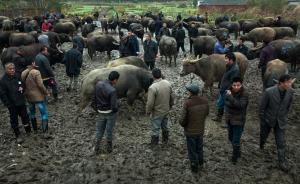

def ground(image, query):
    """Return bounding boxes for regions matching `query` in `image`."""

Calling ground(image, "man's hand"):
[226,90,232,96]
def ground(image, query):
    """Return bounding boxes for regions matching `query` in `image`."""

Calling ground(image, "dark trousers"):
[186,135,203,163]
[260,120,286,160]
[189,38,193,53]
[8,105,30,137]
[43,78,58,98]
[228,124,244,146]
[177,42,185,53]
[145,60,155,70]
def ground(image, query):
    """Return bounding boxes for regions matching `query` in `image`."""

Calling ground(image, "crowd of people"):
[0,10,296,175]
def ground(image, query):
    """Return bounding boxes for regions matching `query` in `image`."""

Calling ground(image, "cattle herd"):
[0,10,299,183]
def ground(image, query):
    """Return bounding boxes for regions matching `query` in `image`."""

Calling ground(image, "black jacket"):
[0,73,26,107]
[220,63,240,93]
[127,35,139,56]
[143,40,158,62]
[159,27,171,37]
[73,36,84,54]
[63,48,82,77]
[35,53,55,79]
[233,44,248,58]
[93,80,118,113]
[12,53,27,74]
[188,27,198,38]
[259,86,294,129]
[175,28,186,43]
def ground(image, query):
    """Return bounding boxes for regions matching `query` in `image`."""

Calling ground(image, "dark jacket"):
[128,35,139,56]
[259,44,276,69]
[179,95,209,136]
[175,27,186,43]
[93,80,118,113]
[0,73,26,107]
[220,63,240,93]
[143,39,158,62]
[119,36,130,57]
[233,44,248,58]
[35,53,54,79]
[73,36,84,54]
[155,19,163,35]
[63,48,82,77]
[225,87,249,126]
[259,86,294,129]
[188,27,198,38]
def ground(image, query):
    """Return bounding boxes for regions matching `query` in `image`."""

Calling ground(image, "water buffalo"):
[218,21,240,39]
[82,24,96,37]
[215,16,229,25]
[0,16,9,29]
[44,32,71,49]
[275,17,298,35]
[239,19,259,34]
[76,65,153,122]
[263,59,288,89]
[53,22,76,35]
[272,27,295,40]
[9,32,36,46]
[180,52,248,93]
[87,34,119,60]
[0,31,11,52]
[192,36,217,57]
[107,56,148,69]
[258,17,275,27]
[159,35,177,66]
[129,23,144,41]
[1,43,64,67]
[197,28,212,36]
[141,17,154,32]
[241,27,276,47]
[2,19,14,31]
[214,28,230,41]
[108,18,118,33]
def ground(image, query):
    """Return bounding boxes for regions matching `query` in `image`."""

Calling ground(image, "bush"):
[177,3,187,8]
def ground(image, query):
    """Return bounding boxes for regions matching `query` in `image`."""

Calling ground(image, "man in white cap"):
[179,83,209,173]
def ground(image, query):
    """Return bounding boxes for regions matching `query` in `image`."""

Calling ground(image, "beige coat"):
[21,66,48,103]
[146,78,174,118]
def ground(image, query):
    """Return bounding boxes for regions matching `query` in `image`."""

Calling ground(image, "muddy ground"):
[0,33,300,184]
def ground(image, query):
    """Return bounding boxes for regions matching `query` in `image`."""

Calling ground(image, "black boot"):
[190,161,198,173]
[259,139,265,150]
[107,141,113,153]
[278,148,290,172]
[94,139,101,155]
[237,145,241,158]
[13,129,23,144]
[212,108,224,122]
[150,136,159,148]
[24,124,31,134]
[31,118,38,133]
[231,145,239,164]
[162,131,169,144]
[41,120,48,133]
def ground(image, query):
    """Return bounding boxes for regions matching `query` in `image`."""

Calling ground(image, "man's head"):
[108,71,120,85]
[225,52,236,65]
[5,63,15,76]
[186,83,200,96]
[40,46,49,56]
[278,74,295,91]
[237,36,245,45]
[191,22,195,28]
[163,23,167,28]
[152,68,162,79]
[145,33,152,41]
[231,77,243,93]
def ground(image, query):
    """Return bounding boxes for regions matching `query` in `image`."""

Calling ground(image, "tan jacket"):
[21,66,48,103]
[146,78,174,118]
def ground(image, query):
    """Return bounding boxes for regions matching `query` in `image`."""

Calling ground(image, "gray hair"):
[4,62,15,69]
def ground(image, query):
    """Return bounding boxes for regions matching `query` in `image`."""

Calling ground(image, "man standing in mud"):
[259,74,294,172]
[258,41,276,78]
[179,83,209,173]
[146,68,174,147]
[0,63,31,143]
[93,71,119,154]
[143,33,158,70]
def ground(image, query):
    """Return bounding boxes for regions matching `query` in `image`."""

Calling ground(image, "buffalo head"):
[180,56,199,76]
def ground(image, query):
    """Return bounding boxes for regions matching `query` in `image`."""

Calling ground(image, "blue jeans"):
[186,136,203,163]
[217,91,226,109]
[151,114,168,137]
[96,113,117,142]
[29,102,48,121]
[228,124,244,146]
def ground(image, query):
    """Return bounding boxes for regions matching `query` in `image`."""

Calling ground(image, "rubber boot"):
[259,139,265,150]
[162,131,169,144]
[237,145,241,158]
[212,108,224,122]
[150,136,159,148]
[13,129,23,144]
[107,141,113,153]
[190,161,198,173]
[41,120,48,133]
[231,145,239,164]
[31,118,38,133]
[24,124,31,134]
[278,148,290,172]
[94,139,101,155]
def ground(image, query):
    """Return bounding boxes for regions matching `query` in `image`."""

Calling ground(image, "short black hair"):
[152,68,162,79]
[108,71,120,81]
[232,77,243,83]
[40,46,47,52]
[279,74,292,83]
[225,52,236,62]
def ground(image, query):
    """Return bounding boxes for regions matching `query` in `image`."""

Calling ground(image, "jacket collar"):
[153,78,162,83]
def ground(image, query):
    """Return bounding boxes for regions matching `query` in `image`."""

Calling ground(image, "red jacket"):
[42,22,49,32]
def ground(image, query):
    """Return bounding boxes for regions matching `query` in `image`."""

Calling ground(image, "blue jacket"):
[93,80,118,113]
[214,41,228,54]
[220,63,240,93]
[128,35,139,56]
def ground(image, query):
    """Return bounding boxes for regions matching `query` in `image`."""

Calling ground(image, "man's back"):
[35,53,54,79]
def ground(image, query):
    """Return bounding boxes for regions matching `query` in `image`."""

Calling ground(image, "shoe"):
[107,141,113,153]
[94,139,101,155]
[150,136,159,148]
[24,124,31,134]
[190,162,198,173]
[66,87,71,92]
[41,120,48,133]
[16,136,24,144]
[231,145,240,164]
[31,118,38,133]
[212,108,224,122]
[162,131,169,144]
[279,161,290,172]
